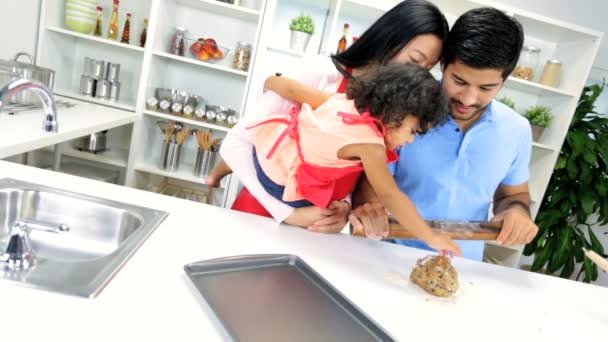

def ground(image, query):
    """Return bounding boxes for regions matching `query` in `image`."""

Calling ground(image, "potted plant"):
[289,14,314,52]
[497,96,516,110]
[523,105,553,141]
[523,83,607,282]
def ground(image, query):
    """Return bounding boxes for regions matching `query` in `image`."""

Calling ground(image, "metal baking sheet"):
[184,254,394,342]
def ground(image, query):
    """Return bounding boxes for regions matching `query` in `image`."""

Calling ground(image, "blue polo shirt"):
[388,100,532,260]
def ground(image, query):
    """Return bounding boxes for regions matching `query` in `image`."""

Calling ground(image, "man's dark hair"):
[442,7,524,79]
[346,64,448,133]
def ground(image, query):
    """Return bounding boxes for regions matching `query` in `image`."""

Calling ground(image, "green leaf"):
[548,227,571,273]
[568,132,586,158]
[554,156,567,170]
[559,257,575,278]
[532,239,554,272]
[583,257,593,283]
[583,148,597,165]
[566,159,579,178]
[588,227,605,255]
[581,192,595,215]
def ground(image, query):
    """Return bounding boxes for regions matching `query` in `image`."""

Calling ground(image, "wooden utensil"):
[176,128,191,144]
[583,248,608,273]
[164,121,175,143]
[351,219,502,240]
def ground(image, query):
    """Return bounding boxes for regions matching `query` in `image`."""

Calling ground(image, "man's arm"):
[491,182,538,246]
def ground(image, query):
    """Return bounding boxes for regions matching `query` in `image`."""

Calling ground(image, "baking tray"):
[184,254,394,342]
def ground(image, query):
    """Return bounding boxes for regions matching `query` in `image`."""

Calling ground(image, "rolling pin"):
[351,219,503,240]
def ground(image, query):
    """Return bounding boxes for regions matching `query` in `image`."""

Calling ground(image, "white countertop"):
[0,161,606,341]
[0,96,138,159]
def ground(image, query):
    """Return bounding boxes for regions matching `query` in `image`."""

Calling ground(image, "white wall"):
[0,0,41,61]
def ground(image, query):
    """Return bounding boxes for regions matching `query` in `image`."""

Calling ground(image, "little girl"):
[234,63,460,255]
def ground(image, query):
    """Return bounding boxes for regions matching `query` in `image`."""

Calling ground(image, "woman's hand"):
[308,200,350,234]
[284,201,350,233]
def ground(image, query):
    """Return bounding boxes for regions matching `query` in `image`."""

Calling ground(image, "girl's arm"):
[338,143,462,256]
[264,76,333,109]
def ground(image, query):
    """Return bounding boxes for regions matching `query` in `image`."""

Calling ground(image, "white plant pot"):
[290,30,311,52]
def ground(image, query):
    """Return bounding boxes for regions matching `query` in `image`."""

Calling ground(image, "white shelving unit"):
[35,0,266,208]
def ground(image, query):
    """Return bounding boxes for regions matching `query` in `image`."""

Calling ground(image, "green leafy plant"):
[523,105,553,127]
[523,83,608,282]
[498,96,516,110]
[289,14,315,35]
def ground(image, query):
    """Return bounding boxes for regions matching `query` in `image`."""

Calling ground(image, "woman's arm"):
[338,143,462,255]
[264,76,333,109]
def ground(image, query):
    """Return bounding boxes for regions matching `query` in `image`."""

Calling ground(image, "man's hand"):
[348,201,389,240]
[307,200,350,234]
[492,205,538,246]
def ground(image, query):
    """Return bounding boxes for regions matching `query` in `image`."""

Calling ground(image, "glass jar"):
[539,59,562,88]
[513,46,540,81]
[232,42,252,72]
[169,27,186,56]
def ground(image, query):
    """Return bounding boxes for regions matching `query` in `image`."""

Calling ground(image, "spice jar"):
[226,115,238,128]
[195,106,206,121]
[169,27,186,56]
[205,105,220,122]
[159,99,171,113]
[146,97,159,111]
[171,102,183,116]
[512,46,540,81]
[232,42,252,72]
[539,59,562,88]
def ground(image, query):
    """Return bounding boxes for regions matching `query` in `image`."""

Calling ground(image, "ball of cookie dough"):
[410,255,459,297]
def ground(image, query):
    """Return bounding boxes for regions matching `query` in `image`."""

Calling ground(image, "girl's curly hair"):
[346,64,448,133]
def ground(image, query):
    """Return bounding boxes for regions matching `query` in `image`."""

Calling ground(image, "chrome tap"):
[1,219,69,270]
[0,79,58,132]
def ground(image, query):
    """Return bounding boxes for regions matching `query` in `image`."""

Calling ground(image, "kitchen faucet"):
[0,79,58,132]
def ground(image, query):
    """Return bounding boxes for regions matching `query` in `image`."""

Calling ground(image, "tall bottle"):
[336,23,349,53]
[121,13,132,44]
[94,6,103,37]
[140,18,148,47]
[107,0,120,40]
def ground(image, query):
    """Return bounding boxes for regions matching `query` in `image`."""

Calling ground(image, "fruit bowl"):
[187,38,230,63]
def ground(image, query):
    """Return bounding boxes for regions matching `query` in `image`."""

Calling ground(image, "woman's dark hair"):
[347,64,448,132]
[442,7,524,79]
[331,0,448,77]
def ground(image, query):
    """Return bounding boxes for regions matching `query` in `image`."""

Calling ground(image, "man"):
[350,7,539,260]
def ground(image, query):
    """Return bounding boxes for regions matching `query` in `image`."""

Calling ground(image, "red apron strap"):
[337,111,386,137]
[246,106,300,160]
[336,67,352,93]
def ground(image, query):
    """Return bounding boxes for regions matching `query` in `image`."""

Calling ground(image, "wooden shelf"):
[175,0,260,21]
[46,26,145,53]
[505,76,577,97]
[54,89,136,112]
[134,162,210,185]
[143,110,231,132]
[152,51,248,77]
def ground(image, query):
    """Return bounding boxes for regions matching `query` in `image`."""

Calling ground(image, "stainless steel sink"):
[0,178,168,297]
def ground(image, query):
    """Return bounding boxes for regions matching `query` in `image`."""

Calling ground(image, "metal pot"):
[0,52,55,105]
[79,131,108,153]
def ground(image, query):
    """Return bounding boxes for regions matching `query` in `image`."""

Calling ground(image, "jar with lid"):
[512,46,540,81]
[232,42,252,72]
[169,27,187,56]
[539,59,562,88]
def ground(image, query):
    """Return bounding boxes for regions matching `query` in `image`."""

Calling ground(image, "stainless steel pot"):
[79,131,108,153]
[0,52,55,105]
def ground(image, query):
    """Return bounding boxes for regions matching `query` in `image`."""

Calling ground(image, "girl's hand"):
[426,234,462,257]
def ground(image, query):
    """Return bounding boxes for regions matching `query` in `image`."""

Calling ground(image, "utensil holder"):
[159,141,181,172]
[193,148,217,178]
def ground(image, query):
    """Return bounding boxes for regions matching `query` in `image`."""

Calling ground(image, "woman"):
[209,0,449,233]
